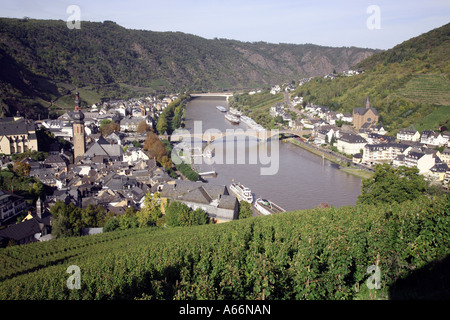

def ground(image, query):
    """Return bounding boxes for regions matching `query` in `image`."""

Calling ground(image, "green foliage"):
[155,94,190,135]
[136,192,162,227]
[357,164,429,205]
[50,201,106,238]
[0,168,46,204]
[165,201,209,227]
[0,194,448,300]
[238,201,253,219]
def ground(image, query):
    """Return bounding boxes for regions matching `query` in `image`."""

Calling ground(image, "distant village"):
[266,74,450,186]
[0,92,239,246]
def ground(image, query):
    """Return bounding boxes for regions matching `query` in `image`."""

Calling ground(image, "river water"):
[182,96,361,212]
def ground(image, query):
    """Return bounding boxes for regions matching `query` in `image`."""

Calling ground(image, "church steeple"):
[365,96,370,109]
[74,90,81,111]
[70,90,86,163]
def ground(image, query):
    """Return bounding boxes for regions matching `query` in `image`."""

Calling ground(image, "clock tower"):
[70,90,86,163]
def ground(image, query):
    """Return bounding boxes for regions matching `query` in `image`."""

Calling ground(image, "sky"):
[1,0,449,49]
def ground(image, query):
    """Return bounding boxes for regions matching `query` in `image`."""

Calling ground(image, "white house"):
[397,129,420,142]
[420,130,448,147]
[362,143,410,165]
[123,148,150,164]
[337,133,367,155]
[403,151,435,175]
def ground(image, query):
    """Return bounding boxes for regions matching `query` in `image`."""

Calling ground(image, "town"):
[0,75,449,247]
[0,91,241,246]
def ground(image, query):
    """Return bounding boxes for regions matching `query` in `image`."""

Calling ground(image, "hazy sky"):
[2,0,449,49]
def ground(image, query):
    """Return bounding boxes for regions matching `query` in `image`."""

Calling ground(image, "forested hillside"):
[294,23,450,133]
[0,18,375,119]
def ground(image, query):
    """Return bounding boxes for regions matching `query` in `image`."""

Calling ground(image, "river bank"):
[286,138,374,180]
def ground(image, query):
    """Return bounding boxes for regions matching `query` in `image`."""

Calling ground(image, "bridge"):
[190,92,234,101]
[170,128,312,143]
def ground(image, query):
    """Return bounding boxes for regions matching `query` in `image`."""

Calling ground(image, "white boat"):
[229,183,253,203]
[225,113,240,124]
[254,198,286,215]
[229,107,242,117]
[216,106,227,112]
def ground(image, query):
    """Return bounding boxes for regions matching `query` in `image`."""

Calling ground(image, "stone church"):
[352,96,379,130]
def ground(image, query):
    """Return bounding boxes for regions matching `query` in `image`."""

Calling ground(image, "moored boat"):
[229,182,253,203]
[216,105,227,112]
[229,107,242,117]
[254,198,286,215]
[225,113,240,124]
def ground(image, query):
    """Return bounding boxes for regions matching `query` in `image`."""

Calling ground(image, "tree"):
[136,192,162,227]
[189,208,209,226]
[50,201,83,237]
[357,164,428,205]
[136,120,151,133]
[156,117,168,135]
[238,201,253,219]
[81,204,106,227]
[12,162,30,176]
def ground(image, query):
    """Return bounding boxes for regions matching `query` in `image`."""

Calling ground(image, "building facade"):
[0,117,38,155]
[352,96,379,130]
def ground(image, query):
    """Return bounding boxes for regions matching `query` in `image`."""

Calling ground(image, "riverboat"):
[216,106,227,112]
[225,113,240,124]
[254,198,286,215]
[229,107,242,117]
[229,183,253,203]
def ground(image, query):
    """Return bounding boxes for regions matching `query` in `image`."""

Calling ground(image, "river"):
[182,96,362,212]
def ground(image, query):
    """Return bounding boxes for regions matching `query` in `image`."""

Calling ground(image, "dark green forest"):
[293,23,450,133]
[0,18,375,119]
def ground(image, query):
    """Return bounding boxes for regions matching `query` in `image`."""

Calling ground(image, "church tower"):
[71,90,86,163]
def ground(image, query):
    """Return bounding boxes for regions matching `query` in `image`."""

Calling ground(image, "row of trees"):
[102,193,210,232]
[52,191,252,237]
[155,94,190,135]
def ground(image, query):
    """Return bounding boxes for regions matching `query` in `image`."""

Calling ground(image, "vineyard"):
[0,194,449,300]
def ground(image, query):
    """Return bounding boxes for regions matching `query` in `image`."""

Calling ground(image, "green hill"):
[294,23,450,133]
[0,194,448,300]
[0,18,376,119]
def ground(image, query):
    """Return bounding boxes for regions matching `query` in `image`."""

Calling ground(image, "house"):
[403,151,435,174]
[362,143,410,165]
[428,162,449,181]
[84,135,123,162]
[440,147,450,164]
[159,180,239,222]
[397,129,420,142]
[43,154,69,171]
[120,117,142,132]
[352,96,379,130]
[0,191,28,226]
[420,130,448,147]
[0,117,38,154]
[366,133,395,145]
[336,133,367,155]
[0,198,49,246]
[106,131,124,146]
[341,113,353,123]
[30,167,58,187]
[123,147,150,163]
[314,127,336,145]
